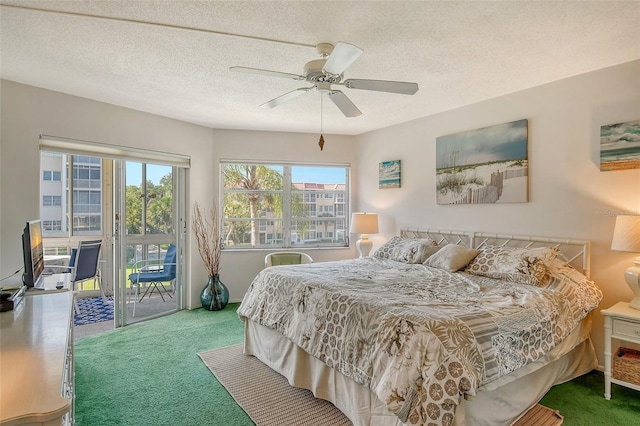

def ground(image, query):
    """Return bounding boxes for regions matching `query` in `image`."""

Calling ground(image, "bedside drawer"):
[613,318,640,343]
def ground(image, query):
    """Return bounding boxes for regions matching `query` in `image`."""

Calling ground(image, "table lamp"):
[350,212,379,258]
[611,215,640,310]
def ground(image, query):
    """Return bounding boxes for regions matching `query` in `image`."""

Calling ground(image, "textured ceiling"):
[1,1,639,135]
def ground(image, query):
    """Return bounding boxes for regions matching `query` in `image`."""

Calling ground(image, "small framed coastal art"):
[436,119,528,205]
[600,120,640,171]
[379,160,401,189]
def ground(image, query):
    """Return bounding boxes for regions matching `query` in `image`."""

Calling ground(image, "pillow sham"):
[373,236,437,263]
[464,245,558,285]
[423,244,480,272]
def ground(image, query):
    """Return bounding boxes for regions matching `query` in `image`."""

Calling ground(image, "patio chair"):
[264,251,313,268]
[46,239,104,314]
[128,244,177,317]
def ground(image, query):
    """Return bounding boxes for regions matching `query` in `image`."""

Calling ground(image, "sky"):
[126,162,346,186]
[436,119,528,169]
[292,166,346,184]
[126,162,172,186]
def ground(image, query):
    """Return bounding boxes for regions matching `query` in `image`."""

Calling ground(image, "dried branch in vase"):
[192,202,222,277]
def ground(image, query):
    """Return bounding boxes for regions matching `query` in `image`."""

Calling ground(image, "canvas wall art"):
[379,160,401,189]
[600,119,640,171]
[436,119,528,205]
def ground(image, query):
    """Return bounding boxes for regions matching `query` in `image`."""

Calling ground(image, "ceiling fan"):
[230,42,419,118]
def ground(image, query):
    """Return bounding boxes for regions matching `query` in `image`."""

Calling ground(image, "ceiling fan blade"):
[327,90,362,117]
[342,79,419,95]
[230,66,305,81]
[260,87,312,109]
[323,42,363,76]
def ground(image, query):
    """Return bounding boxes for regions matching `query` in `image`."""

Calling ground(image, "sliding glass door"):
[114,160,187,326]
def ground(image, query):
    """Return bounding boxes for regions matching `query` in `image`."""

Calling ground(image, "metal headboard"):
[400,228,591,278]
[401,228,473,248]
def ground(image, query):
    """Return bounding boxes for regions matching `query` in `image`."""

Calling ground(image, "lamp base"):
[356,235,373,258]
[625,258,640,310]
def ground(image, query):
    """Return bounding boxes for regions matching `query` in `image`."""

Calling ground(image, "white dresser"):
[0,290,74,425]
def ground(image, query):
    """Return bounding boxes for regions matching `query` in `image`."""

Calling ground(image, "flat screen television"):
[22,219,44,288]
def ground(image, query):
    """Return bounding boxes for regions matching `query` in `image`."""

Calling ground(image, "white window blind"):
[40,135,190,168]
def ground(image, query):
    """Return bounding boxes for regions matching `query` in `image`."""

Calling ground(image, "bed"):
[237,229,603,426]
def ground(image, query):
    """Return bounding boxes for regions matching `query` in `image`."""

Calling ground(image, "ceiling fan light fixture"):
[316,81,332,93]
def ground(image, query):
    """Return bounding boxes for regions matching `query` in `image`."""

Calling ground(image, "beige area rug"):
[198,344,352,426]
[198,344,562,426]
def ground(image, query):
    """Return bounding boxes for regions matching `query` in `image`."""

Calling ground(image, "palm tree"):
[223,165,283,246]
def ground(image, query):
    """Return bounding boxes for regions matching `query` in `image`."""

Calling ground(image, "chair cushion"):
[162,245,177,277]
[129,270,174,284]
[270,253,302,266]
[129,244,177,284]
[74,243,101,281]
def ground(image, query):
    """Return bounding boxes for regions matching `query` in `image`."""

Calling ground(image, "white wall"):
[353,59,640,364]
[0,80,357,309]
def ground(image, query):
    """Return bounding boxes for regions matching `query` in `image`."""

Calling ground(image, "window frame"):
[40,152,105,239]
[220,160,350,250]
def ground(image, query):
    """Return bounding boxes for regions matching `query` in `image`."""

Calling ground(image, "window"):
[40,152,103,236]
[43,170,62,181]
[222,163,349,248]
[42,220,62,231]
[42,195,62,206]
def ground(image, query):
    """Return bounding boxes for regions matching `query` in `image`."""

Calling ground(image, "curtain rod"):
[1,3,316,49]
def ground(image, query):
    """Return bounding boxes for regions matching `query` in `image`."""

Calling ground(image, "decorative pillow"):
[373,236,437,263]
[423,244,480,272]
[414,244,442,264]
[464,245,559,285]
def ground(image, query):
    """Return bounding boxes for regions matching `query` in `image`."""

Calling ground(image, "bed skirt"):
[243,317,597,426]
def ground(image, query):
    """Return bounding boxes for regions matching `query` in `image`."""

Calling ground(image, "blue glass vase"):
[200,274,229,311]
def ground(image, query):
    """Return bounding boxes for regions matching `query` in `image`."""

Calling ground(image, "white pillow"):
[423,244,480,272]
[414,244,442,264]
[373,236,437,263]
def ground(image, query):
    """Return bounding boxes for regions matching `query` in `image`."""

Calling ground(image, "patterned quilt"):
[237,257,602,426]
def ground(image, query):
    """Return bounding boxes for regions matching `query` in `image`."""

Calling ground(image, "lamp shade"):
[611,215,640,253]
[350,212,379,235]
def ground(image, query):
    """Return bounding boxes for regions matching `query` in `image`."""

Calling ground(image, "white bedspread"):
[238,258,601,425]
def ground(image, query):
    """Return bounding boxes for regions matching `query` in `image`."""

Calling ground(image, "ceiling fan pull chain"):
[318,94,325,151]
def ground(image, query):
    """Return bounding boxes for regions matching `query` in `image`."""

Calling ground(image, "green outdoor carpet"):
[75,305,640,425]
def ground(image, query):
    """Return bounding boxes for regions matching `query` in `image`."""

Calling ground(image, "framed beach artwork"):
[600,120,640,171]
[379,160,401,189]
[436,119,528,205]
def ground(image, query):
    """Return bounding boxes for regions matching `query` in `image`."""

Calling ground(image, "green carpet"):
[75,305,639,425]
[541,369,640,425]
[74,303,252,426]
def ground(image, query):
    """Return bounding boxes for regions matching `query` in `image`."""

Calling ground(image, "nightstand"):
[601,301,640,399]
